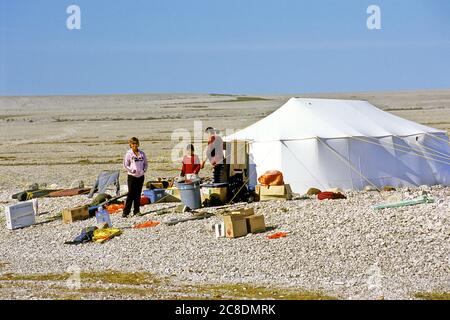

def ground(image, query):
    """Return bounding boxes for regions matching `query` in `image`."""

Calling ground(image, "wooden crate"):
[62,205,89,224]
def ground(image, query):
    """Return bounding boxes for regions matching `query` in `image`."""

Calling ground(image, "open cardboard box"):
[256,184,292,201]
[201,185,228,203]
[245,215,266,233]
[223,208,254,238]
[223,208,266,237]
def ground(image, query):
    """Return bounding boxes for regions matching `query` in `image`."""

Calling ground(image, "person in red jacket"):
[180,144,201,179]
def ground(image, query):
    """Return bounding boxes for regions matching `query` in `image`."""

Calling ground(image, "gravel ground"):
[0,185,448,300]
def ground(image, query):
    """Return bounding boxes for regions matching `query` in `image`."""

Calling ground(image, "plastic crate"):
[143,189,166,203]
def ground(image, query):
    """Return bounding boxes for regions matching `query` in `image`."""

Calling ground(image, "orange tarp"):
[133,221,160,229]
[267,232,288,239]
[105,203,125,214]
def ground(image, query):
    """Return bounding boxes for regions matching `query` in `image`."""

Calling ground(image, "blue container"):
[176,181,202,210]
[143,189,166,203]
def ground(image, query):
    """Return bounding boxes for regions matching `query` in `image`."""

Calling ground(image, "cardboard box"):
[4,201,36,230]
[223,214,247,238]
[245,215,266,233]
[201,186,228,203]
[230,207,254,216]
[256,184,292,201]
[62,205,89,224]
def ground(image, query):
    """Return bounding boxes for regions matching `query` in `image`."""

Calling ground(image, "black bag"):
[65,226,98,245]
[227,173,252,203]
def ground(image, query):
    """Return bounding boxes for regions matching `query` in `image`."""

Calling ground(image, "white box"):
[5,201,36,230]
[214,222,225,238]
[31,199,38,215]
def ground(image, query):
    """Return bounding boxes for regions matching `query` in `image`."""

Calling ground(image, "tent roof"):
[224,98,444,141]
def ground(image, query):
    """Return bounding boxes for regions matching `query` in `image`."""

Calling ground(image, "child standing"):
[180,144,201,180]
[123,137,148,217]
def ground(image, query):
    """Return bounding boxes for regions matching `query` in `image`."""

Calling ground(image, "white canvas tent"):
[224,98,450,194]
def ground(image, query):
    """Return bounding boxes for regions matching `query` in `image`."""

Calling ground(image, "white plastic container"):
[214,222,225,238]
[95,208,112,228]
[5,201,36,230]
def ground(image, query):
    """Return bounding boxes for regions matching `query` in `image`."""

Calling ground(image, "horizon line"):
[1,87,450,99]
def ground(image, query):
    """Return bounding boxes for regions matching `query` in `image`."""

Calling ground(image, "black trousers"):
[124,175,145,215]
[213,164,229,183]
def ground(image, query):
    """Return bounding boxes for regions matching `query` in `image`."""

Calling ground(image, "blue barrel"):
[176,180,202,210]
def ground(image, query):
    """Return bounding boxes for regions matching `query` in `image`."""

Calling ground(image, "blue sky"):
[1,0,449,96]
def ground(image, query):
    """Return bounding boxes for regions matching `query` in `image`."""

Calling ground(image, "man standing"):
[202,127,227,183]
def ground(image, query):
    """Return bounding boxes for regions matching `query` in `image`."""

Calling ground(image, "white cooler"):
[5,200,36,230]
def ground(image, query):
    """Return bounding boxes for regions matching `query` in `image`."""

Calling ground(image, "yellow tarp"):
[93,228,122,243]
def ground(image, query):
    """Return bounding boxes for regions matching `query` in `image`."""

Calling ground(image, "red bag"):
[258,170,284,186]
[140,196,150,206]
[317,192,347,200]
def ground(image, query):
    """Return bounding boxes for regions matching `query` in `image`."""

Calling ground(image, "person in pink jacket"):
[123,137,148,217]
